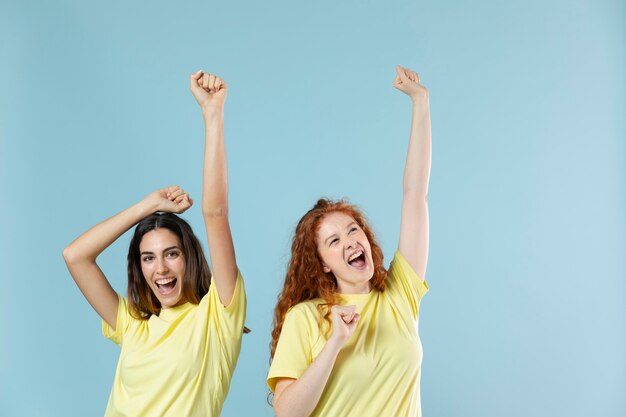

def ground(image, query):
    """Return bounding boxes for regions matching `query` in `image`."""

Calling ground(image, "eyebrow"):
[324,234,338,245]
[140,246,180,256]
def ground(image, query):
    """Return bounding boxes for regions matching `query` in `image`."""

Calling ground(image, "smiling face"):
[139,228,187,309]
[316,211,375,294]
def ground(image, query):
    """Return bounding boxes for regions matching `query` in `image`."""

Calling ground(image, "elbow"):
[272,394,287,417]
[273,404,287,417]
[62,245,76,265]
[62,244,91,266]
[273,397,303,417]
[403,187,429,203]
[201,206,229,219]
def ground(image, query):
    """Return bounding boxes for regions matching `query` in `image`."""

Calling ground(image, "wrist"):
[411,95,430,107]
[136,198,159,217]
[326,334,346,352]
[201,105,224,119]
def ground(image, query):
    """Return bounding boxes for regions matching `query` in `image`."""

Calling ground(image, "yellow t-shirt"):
[268,252,428,417]
[102,272,246,417]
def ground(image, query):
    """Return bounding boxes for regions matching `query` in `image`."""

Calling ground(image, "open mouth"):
[347,250,367,270]
[155,277,178,295]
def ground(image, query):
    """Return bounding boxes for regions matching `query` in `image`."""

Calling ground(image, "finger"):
[209,74,216,92]
[215,77,225,91]
[190,71,203,90]
[171,186,185,196]
[171,188,185,201]
[341,312,354,323]
[338,305,357,321]
[202,73,209,89]
[165,185,180,198]
[396,65,409,82]
[176,193,189,205]
[331,305,347,321]
[345,306,356,322]
[345,313,360,329]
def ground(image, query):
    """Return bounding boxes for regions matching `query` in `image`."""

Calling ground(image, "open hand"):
[393,65,428,104]
[190,71,227,110]
[144,186,193,214]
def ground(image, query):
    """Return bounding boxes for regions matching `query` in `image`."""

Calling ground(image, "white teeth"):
[348,250,363,262]
[156,277,176,285]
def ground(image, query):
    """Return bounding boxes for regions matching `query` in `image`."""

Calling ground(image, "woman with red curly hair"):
[268,66,432,417]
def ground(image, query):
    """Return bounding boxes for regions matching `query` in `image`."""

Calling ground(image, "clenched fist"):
[393,65,428,105]
[329,305,360,344]
[143,186,193,214]
[190,71,227,110]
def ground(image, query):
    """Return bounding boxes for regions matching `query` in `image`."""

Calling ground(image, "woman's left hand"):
[143,186,193,214]
[393,65,428,104]
[190,71,227,110]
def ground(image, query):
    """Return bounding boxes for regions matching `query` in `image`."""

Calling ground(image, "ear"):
[322,264,331,273]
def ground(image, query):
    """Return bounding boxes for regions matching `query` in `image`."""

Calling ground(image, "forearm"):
[402,100,432,198]
[201,107,228,217]
[274,338,343,417]
[63,199,157,264]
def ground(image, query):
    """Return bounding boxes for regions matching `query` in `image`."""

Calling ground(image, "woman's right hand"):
[329,305,360,345]
[143,186,193,214]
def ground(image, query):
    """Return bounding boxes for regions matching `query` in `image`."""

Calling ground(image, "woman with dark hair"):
[268,66,432,417]
[63,71,245,416]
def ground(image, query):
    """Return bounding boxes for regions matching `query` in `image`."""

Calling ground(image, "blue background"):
[1,0,624,416]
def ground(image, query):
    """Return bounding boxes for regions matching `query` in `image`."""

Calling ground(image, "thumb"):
[190,70,203,90]
[396,65,409,81]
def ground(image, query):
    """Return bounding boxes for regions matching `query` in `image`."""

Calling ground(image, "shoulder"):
[388,251,424,283]
[287,299,326,320]
[385,251,429,317]
[280,299,328,337]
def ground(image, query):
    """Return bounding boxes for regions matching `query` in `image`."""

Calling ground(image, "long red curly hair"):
[270,198,388,361]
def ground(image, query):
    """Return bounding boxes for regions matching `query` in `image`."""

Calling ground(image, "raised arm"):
[394,65,432,281]
[189,71,238,305]
[62,186,192,329]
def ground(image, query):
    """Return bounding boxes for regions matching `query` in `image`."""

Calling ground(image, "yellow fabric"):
[268,252,429,417]
[102,272,246,417]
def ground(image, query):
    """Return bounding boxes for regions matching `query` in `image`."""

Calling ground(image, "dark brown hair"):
[127,213,211,319]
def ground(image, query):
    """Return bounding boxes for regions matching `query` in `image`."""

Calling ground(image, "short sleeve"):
[267,307,313,392]
[387,251,429,319]
[206,270,247,339]
[102,294,131,346]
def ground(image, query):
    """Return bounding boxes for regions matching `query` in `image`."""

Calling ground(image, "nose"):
[346,239,358,249]
[156,257,169,275]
